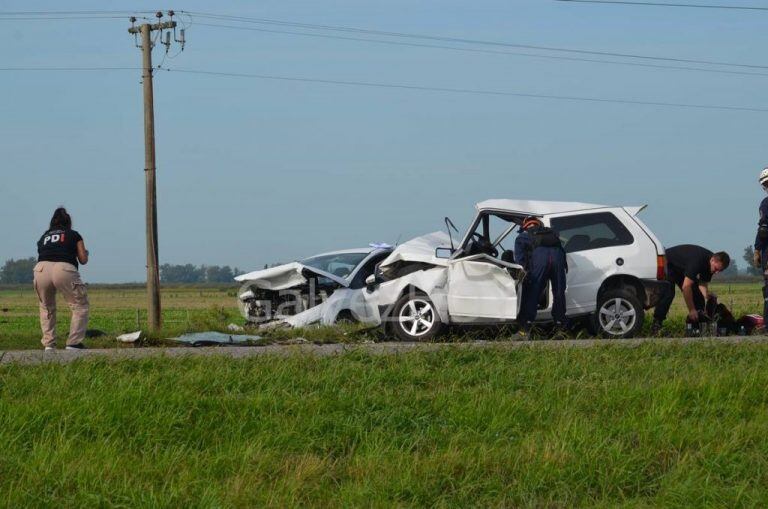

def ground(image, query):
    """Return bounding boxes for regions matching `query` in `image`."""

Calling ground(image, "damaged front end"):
[235,262,344,328]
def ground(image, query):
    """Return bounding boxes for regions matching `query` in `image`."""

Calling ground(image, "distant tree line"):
[0,257,36,284]
[0,248,759,285]
[0,258,241,284]
[160,264,242,283]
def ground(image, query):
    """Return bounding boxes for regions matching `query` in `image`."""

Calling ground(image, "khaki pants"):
[33,261,90,347]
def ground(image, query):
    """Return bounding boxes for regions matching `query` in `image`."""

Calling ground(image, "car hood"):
[379,231,451,268]
[234,262,347,290]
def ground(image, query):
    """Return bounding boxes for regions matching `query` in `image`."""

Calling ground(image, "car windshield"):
[301,251,370,279]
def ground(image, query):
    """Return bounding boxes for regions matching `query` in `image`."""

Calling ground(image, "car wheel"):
[392,293,442,341]
[593,288,644,338]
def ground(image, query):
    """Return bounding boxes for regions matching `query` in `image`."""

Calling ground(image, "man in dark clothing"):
[753,168,768,324]
[514,217,568,332]
[652,245,730,333]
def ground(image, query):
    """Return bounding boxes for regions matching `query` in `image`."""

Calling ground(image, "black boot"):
[651,319,663,336]
[516,321,532,340]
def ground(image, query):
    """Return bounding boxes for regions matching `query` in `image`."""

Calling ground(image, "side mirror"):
[435,247,454,259]
[365,274,376,286]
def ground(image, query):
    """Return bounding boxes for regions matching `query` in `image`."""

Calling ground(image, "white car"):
[235,246,393,328]
[367,199,667,340]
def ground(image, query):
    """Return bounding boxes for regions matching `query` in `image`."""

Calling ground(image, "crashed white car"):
[368,199,667,340]
[235,246,393,327]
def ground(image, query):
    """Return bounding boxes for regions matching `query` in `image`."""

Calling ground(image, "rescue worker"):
[33,207,90,351]
[651,245,729,333]
[514,216,568,334]
[753,167,768,325]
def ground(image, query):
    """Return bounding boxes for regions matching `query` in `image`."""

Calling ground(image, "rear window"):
[550,212,634,253]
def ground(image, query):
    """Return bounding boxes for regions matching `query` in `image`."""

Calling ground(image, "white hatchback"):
[368,199,667,340]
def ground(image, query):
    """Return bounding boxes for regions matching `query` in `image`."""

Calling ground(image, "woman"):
[33,207,90,351]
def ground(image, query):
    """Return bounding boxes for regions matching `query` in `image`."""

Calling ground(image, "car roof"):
[476,199,613,216]
[302,247,392,259]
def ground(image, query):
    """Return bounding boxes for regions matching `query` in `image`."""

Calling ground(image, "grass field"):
[0,281,764,350]
[2,343,768,507]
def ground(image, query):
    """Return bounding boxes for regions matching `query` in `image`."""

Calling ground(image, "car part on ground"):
[171,331,262,347]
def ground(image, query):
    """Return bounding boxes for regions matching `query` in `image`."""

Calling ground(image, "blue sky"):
[1,0,766,282]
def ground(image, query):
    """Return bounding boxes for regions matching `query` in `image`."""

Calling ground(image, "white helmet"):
[761,167,768,187]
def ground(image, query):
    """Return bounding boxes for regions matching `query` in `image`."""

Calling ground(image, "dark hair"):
[49,207,72,230]
[713,251,730,269]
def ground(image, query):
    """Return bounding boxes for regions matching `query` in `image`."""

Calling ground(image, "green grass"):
[2,343,768,506]
[0,281,764,350]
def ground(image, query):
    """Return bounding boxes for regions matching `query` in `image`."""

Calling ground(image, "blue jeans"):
[520,247,567,325]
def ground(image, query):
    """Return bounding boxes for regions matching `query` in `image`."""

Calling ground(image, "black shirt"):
[665,244,713,285]
[37,229,83,268]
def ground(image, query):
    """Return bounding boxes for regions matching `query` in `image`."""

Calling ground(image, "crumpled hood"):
[234,262,307,290]
[379,231,451,268]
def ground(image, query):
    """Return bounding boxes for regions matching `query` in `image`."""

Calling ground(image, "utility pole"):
[128,12,184,331]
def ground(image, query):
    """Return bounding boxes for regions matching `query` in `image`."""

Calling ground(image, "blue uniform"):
[756,197,768,322]
[514,229,567,326]
[754,197,768,252]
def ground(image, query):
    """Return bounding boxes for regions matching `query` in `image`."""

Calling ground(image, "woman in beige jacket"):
[33,207,90,350]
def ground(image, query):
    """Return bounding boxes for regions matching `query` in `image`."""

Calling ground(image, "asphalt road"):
[2,336,768,365]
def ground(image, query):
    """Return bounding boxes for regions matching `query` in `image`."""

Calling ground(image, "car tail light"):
[656,255,666,280]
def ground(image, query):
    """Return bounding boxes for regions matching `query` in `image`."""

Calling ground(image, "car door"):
[446,254,521,320]
[547,211,635,314]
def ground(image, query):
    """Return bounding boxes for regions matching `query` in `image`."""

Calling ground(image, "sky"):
[1,0,767,282]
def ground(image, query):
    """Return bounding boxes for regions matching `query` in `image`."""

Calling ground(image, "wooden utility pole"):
[128,13,178,331]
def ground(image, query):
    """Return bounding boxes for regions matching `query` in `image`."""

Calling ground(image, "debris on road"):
[116,331,142,343]
[170,331,262,347]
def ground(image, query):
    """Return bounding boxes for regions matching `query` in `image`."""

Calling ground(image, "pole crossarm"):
[128,21,176,34]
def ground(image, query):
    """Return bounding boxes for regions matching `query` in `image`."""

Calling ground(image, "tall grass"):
[2,343,768,507]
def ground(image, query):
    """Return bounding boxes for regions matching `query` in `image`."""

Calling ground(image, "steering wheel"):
[470,232,499,258]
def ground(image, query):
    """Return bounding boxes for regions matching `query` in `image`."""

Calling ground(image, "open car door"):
[446,254,523,320]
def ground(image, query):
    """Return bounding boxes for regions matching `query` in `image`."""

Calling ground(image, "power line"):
[185,11,768,71]
[195,21,768,78]
[0,16,132,20]
[162,67,768,113]
[1,65,764,112]
[0,67,139,71]
[0,10,156,15]
[556,0,768,10]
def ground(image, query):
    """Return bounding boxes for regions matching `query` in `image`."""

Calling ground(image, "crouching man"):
[652,245,730,334]
[514,216,568,335]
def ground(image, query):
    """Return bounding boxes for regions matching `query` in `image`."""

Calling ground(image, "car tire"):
[391,292,443,342]
[592,287,644,339]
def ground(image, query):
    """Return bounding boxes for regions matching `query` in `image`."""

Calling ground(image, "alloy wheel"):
[398,298,436,338]
[598,297,637,336]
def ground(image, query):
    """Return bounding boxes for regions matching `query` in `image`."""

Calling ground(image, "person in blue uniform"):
[514,216,568,334]
[753,168,768,325]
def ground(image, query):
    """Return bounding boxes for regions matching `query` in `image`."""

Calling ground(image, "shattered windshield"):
[301,252,370,279]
